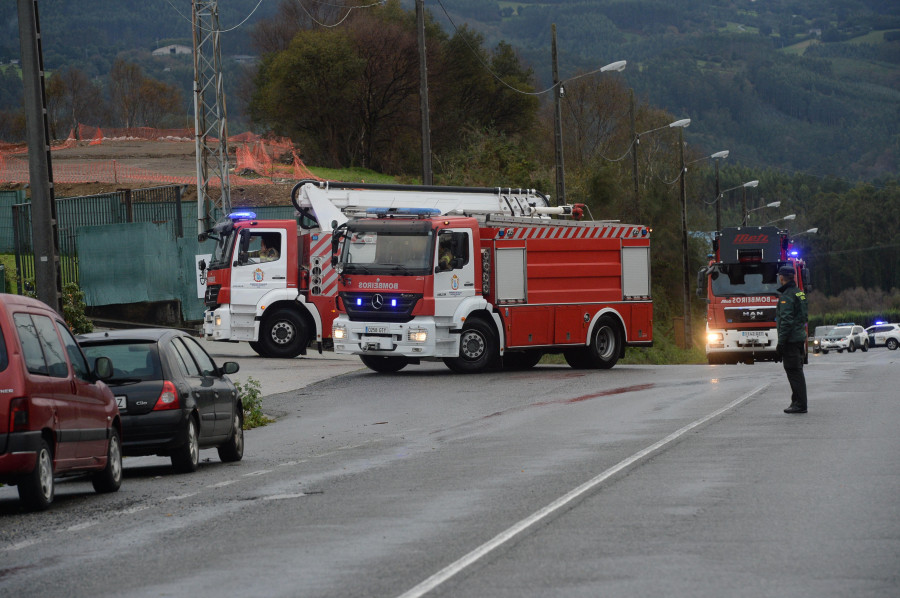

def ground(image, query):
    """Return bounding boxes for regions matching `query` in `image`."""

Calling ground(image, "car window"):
[13,313,69,378]
[82,341,160,381]
[171,338,201,376]
[0,325,8,373]
[180,336,217,377]
[57,323,91,381]
[831,327,851,336]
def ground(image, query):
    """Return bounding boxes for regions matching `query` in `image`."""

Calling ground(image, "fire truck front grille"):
[205,285,221,308]
[724,306,776,323]
[340,292,421,323]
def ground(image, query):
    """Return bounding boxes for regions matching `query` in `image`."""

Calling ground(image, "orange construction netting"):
[0,123,321,185]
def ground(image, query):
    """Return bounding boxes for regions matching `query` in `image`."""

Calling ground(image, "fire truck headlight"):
[408,328,428,343]
[332,325,347,340]
[707,332,724,343]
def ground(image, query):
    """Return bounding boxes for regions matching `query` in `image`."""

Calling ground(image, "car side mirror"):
[220,361,239,376]
[94,356,113,381]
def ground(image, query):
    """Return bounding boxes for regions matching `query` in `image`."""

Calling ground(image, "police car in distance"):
[865,322,900,350]
[820,324,869,353]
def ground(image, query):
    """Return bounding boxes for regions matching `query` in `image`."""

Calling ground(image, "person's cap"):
[778,265,795,277]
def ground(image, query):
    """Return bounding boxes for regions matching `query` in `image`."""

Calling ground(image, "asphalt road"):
[1,347,898,598]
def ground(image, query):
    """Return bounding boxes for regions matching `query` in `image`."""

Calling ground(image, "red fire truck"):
[698,226,808,365]
[329,202,653,373]
[199,181,553,357]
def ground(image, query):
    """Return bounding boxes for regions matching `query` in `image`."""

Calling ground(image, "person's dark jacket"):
[776,280,808,345]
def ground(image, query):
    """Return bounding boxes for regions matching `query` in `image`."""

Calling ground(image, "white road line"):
[396,383,770,598]
[263,493,306,501]
[208,480,236,488]
[167,493,198,501]
[5,538,40,552]
[65,520,98,532]
[242,469,272,477]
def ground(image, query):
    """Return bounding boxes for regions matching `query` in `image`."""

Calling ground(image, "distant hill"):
[2,0,898,181]
[413,0,900,181]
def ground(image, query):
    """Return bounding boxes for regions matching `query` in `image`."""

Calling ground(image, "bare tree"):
[109,59,144,128]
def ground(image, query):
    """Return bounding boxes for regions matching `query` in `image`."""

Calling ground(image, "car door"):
[169,337,217,440]
[179,336,235,438]
[55,321,113,460]
[12,313,80,466]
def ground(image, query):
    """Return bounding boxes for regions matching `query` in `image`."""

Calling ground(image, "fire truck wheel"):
[588,316,621,369]
[502,350,543,370]
[444,319,498,374]
[259,308,308,358]
[563,349,592,369]
[360,355,408,373]
[249,341,265,357]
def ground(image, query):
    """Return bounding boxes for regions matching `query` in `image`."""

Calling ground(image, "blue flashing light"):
[228,210,257,220]
[875,320,886,325]
[357,298,362,306]
[790,250,799,257]
[391,299,397,307]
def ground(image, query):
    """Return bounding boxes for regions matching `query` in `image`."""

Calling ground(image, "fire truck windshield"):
[340,228,434,275]
[207,228,237,269]
[710,262,781,297]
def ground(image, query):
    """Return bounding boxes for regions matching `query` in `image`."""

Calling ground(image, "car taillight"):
[9,397,28,431]
[153,381,180,411]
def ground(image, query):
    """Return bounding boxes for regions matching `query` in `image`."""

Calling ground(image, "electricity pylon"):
[192,0,231,236]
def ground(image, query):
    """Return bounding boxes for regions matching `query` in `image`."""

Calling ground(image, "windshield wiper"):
[106,377,143,385]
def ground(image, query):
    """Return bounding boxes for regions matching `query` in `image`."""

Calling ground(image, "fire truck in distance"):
[199,181,555,357]
[698,226,808,365]
[329,195,653,373]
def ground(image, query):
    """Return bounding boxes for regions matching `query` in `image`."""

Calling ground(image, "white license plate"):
[365,326,388,334]
[742,331,766,337]
[115,395,127,412]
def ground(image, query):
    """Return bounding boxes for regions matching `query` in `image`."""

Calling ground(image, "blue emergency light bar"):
[228,211,257,220]
[366,207,441,216]
[790,250,799,256]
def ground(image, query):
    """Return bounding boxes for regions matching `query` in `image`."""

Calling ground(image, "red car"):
[0,295,122,511]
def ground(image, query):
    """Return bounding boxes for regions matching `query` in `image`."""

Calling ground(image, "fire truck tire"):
[360,355,408,373]
[259,308,308,358]
[444,319,498,374]
[249,341,265,357]
[502,350,543,370]
[563,349,592,369]
[588,316,621,369]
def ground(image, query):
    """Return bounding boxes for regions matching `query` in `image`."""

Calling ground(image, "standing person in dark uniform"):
[776,265,808,414]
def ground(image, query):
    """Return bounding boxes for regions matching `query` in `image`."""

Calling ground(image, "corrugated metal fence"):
[4,185,297,322]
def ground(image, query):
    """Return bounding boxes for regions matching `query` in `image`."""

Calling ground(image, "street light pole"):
[631,113,691,220]
[745,200,781,225]
[679,128,692,350]
[709,150,729,231]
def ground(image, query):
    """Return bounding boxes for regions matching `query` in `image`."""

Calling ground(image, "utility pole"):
[17,0,62,312]
[193,0,231,236]
[679,128,692,349]
[551,24,565,206]
[630,89,639,219]
[416,0,432,185]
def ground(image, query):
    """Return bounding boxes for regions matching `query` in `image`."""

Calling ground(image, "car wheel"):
[259,308,308,358]
[887,338,899,351]
[360,355,408,373]
[18,439,54,511]
[861,339,868,352]
[822,349,829,354]
[91,428,123,493]
[217,410,244,463]
[848,341,856,353]
[588,316,622,369]
[443,318,498,374]
[172,417,200,473]
[502,350,543,371]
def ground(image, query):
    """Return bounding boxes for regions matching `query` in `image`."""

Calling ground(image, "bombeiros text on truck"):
[697,226,810,365]
[328,185,654,373]
[199,181,568,357]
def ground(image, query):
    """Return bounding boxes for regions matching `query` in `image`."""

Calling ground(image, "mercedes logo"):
[372,294,384,309]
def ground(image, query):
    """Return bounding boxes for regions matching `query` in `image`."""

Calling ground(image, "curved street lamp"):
[631,115,690,218]
[715,179,758,226]
[745,200,782,224]
[765,213,796,226]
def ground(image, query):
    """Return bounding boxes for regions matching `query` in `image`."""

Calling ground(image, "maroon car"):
[0,295,122,511]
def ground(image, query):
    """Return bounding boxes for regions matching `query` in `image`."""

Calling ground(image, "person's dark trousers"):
[782,341,807,409]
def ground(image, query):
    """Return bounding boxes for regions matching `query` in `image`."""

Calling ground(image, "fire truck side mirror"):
[696,268,707,298]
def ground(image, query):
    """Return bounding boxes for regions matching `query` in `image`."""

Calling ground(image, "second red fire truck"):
[329,196,654,373]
